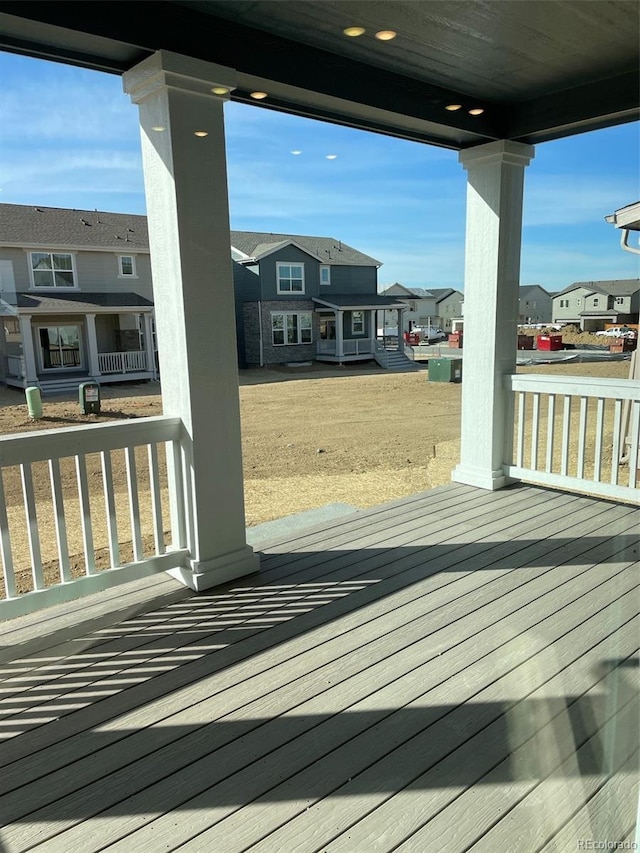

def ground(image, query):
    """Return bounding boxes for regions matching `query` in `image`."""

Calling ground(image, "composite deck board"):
[0,485,584,752]
[0,484,637,853]
[4,486,620,772]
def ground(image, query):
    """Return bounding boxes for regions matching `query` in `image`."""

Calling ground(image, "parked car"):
[595,326,637,338]
[413,326,447,342]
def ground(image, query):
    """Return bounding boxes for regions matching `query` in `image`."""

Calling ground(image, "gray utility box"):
[79,382,101,414]
[428,358,462,383]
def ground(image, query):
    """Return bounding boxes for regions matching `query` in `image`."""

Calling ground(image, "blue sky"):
[1,50,638,292]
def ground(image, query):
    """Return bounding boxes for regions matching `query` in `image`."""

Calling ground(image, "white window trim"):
[117,254,138,278]
[35,322,84,372]
[28,251,77,290]
[276,262,305,294]
[319,265,331,286]
[271,311,313,346]
[351,310,365,335]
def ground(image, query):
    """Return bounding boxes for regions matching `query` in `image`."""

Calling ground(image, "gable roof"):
[556,279,640,297]
[0,203,149,252]
[431,287,464,304]
[380,284,437,299]
[0,204,381,268]
[519,284,550,297]
[230,231,381,267]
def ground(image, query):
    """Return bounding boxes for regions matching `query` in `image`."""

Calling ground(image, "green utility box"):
[79,381,101,414]
[428,358,462,383]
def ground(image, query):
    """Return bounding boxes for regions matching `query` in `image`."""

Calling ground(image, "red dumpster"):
[448,331,463,349]
[536,334,563,351]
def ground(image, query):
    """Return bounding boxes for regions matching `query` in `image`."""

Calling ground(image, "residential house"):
[230,231,406,366]
[379,284,465,333]
[518,284,552,324]
[0,203,157,393]
[551,278,640,330]
[429,287,465,331]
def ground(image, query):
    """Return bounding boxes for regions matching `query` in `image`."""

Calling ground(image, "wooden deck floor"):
[0,483,638,852]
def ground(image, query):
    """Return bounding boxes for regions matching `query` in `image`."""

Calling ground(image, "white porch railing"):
[317,339,374,356]
[505,374,640,502]
[6,355,25,378]
[98,350,148,374]
[0,416,188,619]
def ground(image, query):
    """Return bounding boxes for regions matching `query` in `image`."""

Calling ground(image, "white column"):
[143,312,156,377]
[336,309,344,360]
[452,140,535,490]
[18,315,38,384]
[85,313,101,376]
[397,308,403,351]
[124,51,259,591]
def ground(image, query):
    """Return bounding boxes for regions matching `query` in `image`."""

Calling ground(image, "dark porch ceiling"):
[0,1,638,149]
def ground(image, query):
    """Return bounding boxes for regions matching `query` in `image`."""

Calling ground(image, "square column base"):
[452,463,517,491]
[167,545,260,591]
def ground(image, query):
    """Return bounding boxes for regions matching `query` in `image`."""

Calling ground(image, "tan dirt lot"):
[0,354,633,595]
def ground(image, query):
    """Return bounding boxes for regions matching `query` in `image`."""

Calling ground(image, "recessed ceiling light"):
[343,26,365,37]
[250,91,268,100]
[291,150,302,155]
[445,104,462,112]
[194,131,209,137]
[326,154,338,160]
[211,86,229,95]
[375,30,397,41]
[151,126,166,132]
[469,108,485,116]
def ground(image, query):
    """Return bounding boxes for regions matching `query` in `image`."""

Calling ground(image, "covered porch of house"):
[2,293,157,393]
[0,482,637,852]
[313,295,406,363]
[0,1,638,849]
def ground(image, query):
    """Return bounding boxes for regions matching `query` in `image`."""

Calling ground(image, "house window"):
[352,311,365,334]
[319,265,331,286]
[38,325,82,369]
[277,263,304,293]
[118,255,137,277]
[30,252,75,288]
[593,298,599,307]
[272,312,312,345]
[615,297,625,305]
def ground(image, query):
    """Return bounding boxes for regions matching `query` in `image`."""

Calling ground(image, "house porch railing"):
[316,339,375,356]
[6,355,25,379]
[505,373,640,502]
[98,350,148,374]
[0,416,189,619]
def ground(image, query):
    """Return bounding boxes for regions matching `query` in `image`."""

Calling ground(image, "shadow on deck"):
[0,483,638,852]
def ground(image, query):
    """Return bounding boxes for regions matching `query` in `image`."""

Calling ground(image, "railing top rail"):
[0,415,183,466]
[506,372,640,401]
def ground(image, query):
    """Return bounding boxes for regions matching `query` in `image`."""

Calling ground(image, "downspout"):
[258,300,264,367]
[621,229,640,255]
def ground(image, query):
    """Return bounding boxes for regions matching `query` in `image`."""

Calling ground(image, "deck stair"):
[374,346,419,371]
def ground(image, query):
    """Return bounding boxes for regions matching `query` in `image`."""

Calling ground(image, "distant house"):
[0,204,157,394]
[551,279,640,330]
[0,205,407,384]
[518,285,552,324]
[379,284,464,332]
[230,231,406,367]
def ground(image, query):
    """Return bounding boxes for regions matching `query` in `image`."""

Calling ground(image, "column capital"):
[459,140,535,171]
[123,50,236,104]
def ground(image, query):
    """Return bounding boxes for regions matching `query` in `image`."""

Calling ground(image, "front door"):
[319,317,336,340]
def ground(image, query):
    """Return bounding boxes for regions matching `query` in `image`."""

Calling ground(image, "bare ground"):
[0,355,633,595]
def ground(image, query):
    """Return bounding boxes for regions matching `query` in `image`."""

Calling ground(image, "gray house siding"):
[0,247,154,300]
[233,262,260,368]
[324,265,377,294]
[258,247,320,300]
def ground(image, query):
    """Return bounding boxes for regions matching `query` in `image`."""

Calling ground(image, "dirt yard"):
[0,355,633,594]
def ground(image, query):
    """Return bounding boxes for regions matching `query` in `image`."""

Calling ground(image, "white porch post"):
[452,140,534,490]
[124,51,259,590]
[85,313,101,377]
[397,308,403,351]
[18,315,38,384]
[142,312,156,377]
[336,309,344,360]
